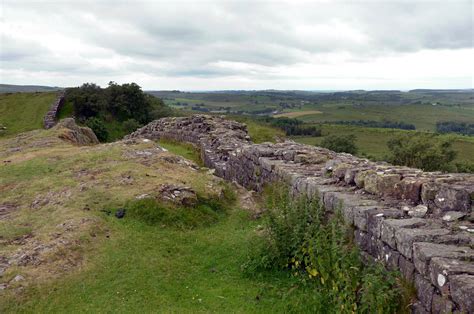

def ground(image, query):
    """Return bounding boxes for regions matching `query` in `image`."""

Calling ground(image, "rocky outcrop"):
[56,118,99,145]
[127,115,474,313]
[43,91,65,129]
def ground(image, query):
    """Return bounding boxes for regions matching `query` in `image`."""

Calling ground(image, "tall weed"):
[243,184,402,313]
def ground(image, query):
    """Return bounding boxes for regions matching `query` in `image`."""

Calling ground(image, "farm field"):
[274,110,322,118]
[292,124,474,163]
[296,103,474,131]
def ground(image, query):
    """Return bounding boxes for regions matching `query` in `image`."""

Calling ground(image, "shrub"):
[85,117,109,142]
[320,134,357,154]
[243,187,400,313]
[387,134,457,171]
[122,118,141,133]
[243,185,401,312]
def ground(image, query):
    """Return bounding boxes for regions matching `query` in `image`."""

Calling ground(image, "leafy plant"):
[387,134,456,171]
[85,117,109,142]
[321,134,358,154]
[243,184,402,313]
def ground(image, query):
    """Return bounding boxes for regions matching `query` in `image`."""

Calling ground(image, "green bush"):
[387,134,456,171]
[85,117,109,142]
[122,118,141,133]
[321,134,358,154]
[243,185,401,313]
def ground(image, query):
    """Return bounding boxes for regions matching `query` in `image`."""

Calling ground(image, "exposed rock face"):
[56,118,99,145]
[43,91,65,129]
[126,115,474,313]
[158,184,198,206]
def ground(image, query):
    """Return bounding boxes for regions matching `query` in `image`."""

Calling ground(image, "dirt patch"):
[0,203,18,220]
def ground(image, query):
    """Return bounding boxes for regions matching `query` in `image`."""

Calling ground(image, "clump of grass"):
[119,184,236,229]
[243,184,402,313]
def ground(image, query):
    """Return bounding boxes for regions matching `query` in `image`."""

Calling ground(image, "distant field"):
[274,110,322,118]
[296,103,474,131]
[292,124,474,163]
[0,92,56,137]
[154,90,474,132]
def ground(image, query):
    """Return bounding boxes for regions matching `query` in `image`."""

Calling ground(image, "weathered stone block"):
[399,255,415,281]
[353,206,379,231]
[394,228,450,259]
[367,208,404,239]
[364,172,401,197]
[429,257,474,294]
[449,274,474,313]
[412,242,474,277]
[415,273,435,310]
[380,218,426,248]
[354,230,369,252]
[431,293,454,314]
[395,178,424,203]
[434,185,471,213]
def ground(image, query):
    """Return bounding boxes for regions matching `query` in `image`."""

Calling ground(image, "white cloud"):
[1,0,472,90]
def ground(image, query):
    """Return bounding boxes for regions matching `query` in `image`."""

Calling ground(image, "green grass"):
[57,100,74,120]
[292,124,474,163]
[158,139,203,165]
[230,116,285,143]
[0,92,57,137]
[297,103,474,132]
[1,206,323,313]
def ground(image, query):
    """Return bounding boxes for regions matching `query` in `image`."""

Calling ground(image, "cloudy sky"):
[1,0,473,90]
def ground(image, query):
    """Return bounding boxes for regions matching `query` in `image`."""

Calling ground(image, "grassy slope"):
[292,124,474,163]
[0,129,317,312]
[0,92,57,137]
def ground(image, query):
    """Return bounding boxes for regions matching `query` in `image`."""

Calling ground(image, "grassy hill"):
[0,92,57,137]
[0,84,63,93]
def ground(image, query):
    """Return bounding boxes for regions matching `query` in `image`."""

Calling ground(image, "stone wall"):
[43,91,65,129]
[126,115,474,313]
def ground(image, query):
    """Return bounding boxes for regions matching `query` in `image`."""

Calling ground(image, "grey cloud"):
[1,0,472,85]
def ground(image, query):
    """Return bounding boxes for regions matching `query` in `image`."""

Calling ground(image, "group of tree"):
[330,119,416,130]
[317,133,471,173]
[66,82,172,141]
[436,121,474,136]
[256,116,322,136]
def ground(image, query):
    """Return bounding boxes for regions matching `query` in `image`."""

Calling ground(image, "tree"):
[320,134,357,154]
[386,134,456,171]
[85,117,109,142]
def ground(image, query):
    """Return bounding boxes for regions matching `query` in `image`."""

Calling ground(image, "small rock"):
[442,211,466,222]
[12,274,24,282]
[408,205,428,218]
[115,209,126,219]
[136,194,149,200]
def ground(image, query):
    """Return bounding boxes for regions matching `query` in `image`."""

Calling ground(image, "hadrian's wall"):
[126,115,474,313]
[43,91,65,129]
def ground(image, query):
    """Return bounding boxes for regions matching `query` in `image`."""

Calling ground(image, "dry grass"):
[0,126,223,288]
[273,110,323,118]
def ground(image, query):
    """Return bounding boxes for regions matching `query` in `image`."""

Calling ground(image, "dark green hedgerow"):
[242,185,404,313]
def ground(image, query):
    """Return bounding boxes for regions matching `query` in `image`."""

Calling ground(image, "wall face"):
[127,115,474,313]
[43,92,65,129]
